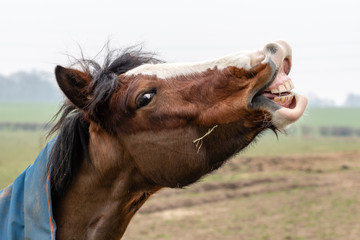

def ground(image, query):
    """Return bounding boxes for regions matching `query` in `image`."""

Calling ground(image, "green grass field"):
[243,134,360,157]
[0,102,60,123]
[0,130,49,188]
[302,107,360,128]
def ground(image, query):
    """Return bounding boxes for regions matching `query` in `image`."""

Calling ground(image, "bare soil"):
[123,151,360,240]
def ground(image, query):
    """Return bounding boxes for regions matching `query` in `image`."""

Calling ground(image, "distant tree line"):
[308,93,360,107]
[0,122,53,131]
[0,71,62,102]
[301,125,360,137]
[343,94,360,107]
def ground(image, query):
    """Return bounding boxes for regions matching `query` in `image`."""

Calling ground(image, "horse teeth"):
[285,82,291,91]
[289,80,295,89]
[268,81,294,94]
[271,88,279,94]
[278,85,286,93]
[273,93,295,105]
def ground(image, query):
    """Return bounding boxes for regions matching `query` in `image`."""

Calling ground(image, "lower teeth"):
[274,92,295,104]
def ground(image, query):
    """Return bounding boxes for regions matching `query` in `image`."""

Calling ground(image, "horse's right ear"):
[55,66,91,109]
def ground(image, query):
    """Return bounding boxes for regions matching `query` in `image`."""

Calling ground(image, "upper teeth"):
[270,80,295,94]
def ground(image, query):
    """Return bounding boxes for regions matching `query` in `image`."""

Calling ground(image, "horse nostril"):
[266,45,277,55]
[283,58,291,75]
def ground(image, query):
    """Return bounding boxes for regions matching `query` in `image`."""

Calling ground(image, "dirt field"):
[123,151,360,240]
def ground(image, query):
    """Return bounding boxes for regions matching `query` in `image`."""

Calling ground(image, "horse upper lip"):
[250,61,278,103]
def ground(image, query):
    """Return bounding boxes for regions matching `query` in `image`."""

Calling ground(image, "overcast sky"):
[1,0,359,105]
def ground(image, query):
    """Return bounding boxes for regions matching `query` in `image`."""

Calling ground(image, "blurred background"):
[0,0,359,239]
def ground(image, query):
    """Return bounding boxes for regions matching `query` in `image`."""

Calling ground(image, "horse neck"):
[53,125,159,240]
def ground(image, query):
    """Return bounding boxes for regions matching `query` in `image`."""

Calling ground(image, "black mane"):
[48,47,161,198]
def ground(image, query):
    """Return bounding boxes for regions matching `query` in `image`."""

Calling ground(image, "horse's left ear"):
[55,66,91,109]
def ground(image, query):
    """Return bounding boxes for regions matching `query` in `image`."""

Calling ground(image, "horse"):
[0,40,307,240]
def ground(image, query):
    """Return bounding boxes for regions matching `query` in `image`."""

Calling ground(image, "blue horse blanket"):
[0,139,57,240]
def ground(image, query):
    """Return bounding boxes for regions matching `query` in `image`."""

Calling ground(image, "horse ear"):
[55,66,91,109]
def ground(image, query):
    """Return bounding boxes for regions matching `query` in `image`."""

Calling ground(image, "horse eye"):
[136,89,156,109]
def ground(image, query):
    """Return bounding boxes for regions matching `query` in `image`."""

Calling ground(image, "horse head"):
[52,40,307,239]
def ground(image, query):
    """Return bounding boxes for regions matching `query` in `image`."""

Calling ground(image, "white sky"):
[1,0,359,105]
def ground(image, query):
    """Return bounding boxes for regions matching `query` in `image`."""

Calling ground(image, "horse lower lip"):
[274,93,308,122]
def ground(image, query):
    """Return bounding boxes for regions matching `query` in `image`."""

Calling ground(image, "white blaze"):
[125,51,258,79]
